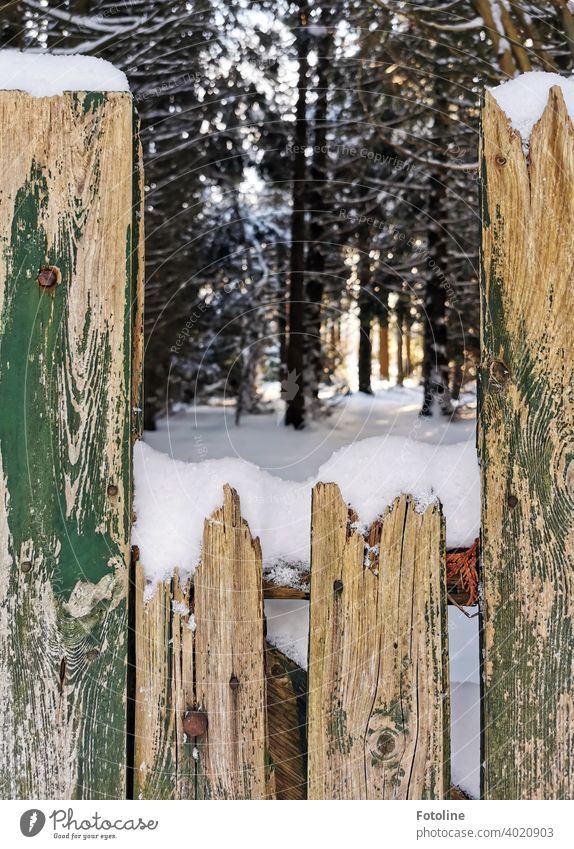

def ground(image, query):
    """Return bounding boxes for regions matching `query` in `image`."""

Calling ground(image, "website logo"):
[20,809,46,837]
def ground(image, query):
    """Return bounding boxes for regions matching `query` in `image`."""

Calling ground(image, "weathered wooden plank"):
[194,485,271,799]
[133,564,195,799]
[0,91,137,799]
[480,87,574,799]
[265,644,307,800]
[308,483,449,799]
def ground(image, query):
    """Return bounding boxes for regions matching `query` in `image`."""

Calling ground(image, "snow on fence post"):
[480,84,574,799]
[0,85,143,798]
[307,483,450,799]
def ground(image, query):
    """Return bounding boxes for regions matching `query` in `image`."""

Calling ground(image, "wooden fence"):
[133,483,452,800]
[1,84,574,800]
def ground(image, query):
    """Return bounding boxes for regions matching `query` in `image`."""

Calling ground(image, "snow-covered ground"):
[138,382,480,798]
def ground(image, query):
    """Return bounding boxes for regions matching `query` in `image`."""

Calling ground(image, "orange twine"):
[446,538,479,606]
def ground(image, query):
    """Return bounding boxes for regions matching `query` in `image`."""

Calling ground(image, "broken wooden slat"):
[194,485,271,799]
[480,87,574,799]
[265,644,307,800]
[308,483,450,799]
[133,565,195,799]
[0,91,139,799]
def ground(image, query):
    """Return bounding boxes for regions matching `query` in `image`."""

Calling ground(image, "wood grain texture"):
[134,565,194,799]
[131,113,145,444]
[480,88,574,799]
[194,485,271,799]
[307,483,449,799]
[0,91,137,799]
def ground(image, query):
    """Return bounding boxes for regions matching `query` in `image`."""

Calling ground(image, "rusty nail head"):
[229,675,240,690]
[107,483,119,497]
[21,560,33,573]
[182,710,208,737]
[333,579,344,595]
[507,494,518,510]
[37,265,61,289]
[86,649,99,662]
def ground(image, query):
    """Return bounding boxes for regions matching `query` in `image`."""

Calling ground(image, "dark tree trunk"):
[451,357,464,401]
[357,225,373,395]
[304,21,333,416]
[395,298,406,387]
[1,2,23,47]
[285,4,309,429]
[404,313,412,377]
[421,170,453,417]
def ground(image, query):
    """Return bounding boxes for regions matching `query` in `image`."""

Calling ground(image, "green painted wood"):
[0,91,139,799]
[480,88,574,799]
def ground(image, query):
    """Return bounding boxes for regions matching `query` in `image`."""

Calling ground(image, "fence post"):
[480,87,574,798]
[307,483,449,799]
[0,90,141,798]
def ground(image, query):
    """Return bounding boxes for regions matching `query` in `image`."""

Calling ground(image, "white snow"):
[265,599,309,671]
[491,71,574,148]
[135,385,478,583]
[0,50,129,96]
[133,432,478,583]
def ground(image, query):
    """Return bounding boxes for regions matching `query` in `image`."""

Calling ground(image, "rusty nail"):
[107,483,119,497]
[21,560,32,573]
[37,265,61,290]
[507,494,518,510]
[333,579,344,595]
[182,710,208,737]
[86,649,100,662]
[495,155,507,166]
[377,731,396,757]
[229,675,240,690]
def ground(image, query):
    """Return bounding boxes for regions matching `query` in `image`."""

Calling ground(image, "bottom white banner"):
[1,799,572,848]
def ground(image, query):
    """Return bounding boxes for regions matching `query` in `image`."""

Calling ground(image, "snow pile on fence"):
[133,436,479,584]
[0,51,129,96]
[491,71,574,148]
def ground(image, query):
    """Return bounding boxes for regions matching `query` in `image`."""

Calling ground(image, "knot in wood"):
[489,359,511,386]
[107,483,119,497]
[495,155,507,166]
[507,494,518,510]
[20,560,33,573]
[229,675,240,691]
[86,648,99,662]
[333,579,344,595]
[377,730,397,758]
[182,710,208,737]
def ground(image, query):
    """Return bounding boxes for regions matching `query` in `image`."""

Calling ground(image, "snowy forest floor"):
[143,380,480,798]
